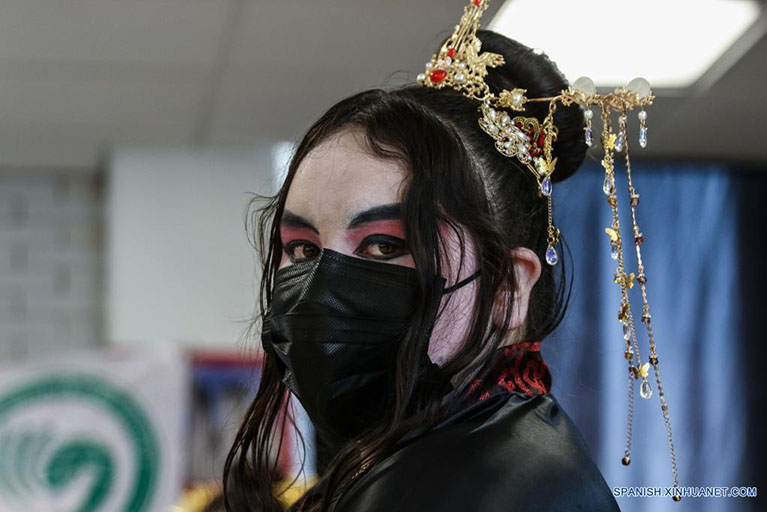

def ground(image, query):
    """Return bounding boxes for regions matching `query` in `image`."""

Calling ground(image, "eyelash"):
[282,235,408,263]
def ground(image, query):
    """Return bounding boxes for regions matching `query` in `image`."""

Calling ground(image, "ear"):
[492,247,542,331]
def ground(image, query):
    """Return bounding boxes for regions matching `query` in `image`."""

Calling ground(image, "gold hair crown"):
[416,0,680,501]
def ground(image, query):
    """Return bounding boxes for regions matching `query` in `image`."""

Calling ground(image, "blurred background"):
[0,0,764,511]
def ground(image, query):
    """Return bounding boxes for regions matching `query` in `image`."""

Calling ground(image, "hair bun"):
[476,29,587,183]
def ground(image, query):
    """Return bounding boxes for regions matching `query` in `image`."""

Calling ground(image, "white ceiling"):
[0,0,765,171]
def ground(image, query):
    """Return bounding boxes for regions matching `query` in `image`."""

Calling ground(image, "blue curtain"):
[543,160,762,512]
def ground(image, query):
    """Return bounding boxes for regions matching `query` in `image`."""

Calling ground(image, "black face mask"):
[261,248,479,443]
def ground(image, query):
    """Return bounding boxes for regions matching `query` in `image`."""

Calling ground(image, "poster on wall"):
[0,344,187,512]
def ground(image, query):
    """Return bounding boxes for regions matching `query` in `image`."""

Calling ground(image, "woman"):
[223,28,620,512]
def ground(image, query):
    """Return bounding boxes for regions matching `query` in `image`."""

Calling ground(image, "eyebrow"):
[280,203,403,234]
[281,210,319,234]
[347,203,403,229]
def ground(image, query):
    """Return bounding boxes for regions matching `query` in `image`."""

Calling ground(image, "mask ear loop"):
[443,270,481,294]
[413,269,482,402]
[420,269,483,411]
[419,269,480,357]
[415,271,481,394]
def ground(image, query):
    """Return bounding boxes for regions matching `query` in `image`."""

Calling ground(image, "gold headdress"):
[417,0,680,501]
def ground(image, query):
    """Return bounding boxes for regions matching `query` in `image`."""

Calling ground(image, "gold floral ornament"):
[416,0,503,102]
[415,0,680,501]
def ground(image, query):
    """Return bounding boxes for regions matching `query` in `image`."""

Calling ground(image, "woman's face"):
[279,128,479,364]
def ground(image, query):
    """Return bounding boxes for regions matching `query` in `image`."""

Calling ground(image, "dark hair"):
[223,30,586,512]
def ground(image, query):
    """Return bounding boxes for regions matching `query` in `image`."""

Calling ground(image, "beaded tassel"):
[591,82,680,501]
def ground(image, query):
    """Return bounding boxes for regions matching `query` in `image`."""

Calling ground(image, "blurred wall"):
[0,169,103,359]
[106,144,286,349]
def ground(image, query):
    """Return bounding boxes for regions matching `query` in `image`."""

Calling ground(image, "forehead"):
[285,129,407,223]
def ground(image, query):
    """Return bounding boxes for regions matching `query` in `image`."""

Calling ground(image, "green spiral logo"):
[0,374,160,512]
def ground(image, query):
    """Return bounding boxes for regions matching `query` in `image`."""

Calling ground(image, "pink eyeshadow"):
[345,220,406,243]
[280,227,320,246]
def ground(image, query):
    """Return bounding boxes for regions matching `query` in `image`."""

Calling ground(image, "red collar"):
[465,340,552,402]
[434,341,553,421]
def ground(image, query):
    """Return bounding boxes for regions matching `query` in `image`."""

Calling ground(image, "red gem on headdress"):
[473,0,482,5]
[516,122,523,128]
[447,48,456,58]
[430,69,447,83]
[537,134,545,147]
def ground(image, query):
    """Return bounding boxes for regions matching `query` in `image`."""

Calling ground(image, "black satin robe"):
[329,390,621,511]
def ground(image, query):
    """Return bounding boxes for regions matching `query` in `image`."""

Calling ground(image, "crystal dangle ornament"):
[544,196,559,266]
[626,77,651,149]
[603,173,614,195]
[584,109,594,147]
[540,177,552,196]
[622,320,631,340]
[638,109,648,148]
[545,245,558,265]
[640,378,653,399]
[615,114,626,152]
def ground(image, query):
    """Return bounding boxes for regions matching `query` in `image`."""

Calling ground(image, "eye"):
[354,235,409,261]
[283,240,321,263]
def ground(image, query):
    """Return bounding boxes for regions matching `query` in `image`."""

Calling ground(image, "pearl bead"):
[584,109,593,120]
[638,110,647,121]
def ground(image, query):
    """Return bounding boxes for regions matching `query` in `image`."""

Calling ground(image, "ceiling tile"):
[0,79,204,126]
[209,0,497,134]
[0,0,230,65]
[0,121,192,168]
